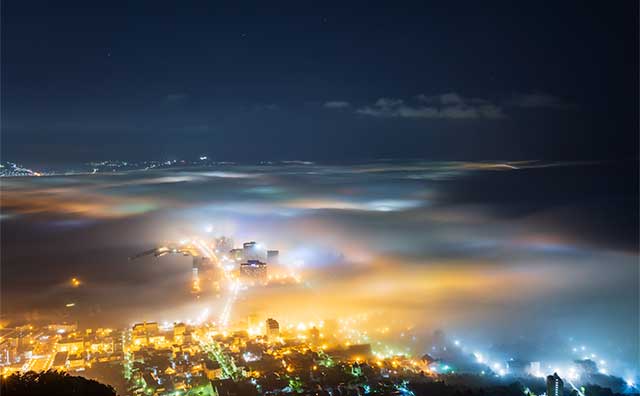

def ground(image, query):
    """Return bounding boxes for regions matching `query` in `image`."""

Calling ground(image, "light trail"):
[191,239,218,265]
[191,237,239,329]
[565,378,585,396]
[219,280,240,328]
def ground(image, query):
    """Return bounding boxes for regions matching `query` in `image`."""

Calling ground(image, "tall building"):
[192,256,211,293]
[243,241,257,258]
[267,250,279,264]
[240,260,267,284]
[547,373,564,396]
[247,314,259,333]
[266,318,279,340]
[132,322,159,336]
[243,241,264,261]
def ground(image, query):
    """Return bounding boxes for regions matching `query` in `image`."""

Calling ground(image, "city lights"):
[1,159,636,396]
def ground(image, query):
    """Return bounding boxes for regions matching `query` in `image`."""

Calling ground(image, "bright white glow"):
[567,367,579,381]
[195,308,210,324]
[243,351,259,362]
[160,321,174,331]
[219,280,240,328]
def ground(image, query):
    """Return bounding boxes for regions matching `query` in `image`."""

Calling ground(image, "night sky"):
[2,1,638,164]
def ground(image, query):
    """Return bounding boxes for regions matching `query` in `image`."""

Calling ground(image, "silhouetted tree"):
[1,370,116,396]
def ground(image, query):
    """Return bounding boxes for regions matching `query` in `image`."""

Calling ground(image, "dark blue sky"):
[2,1,638,164]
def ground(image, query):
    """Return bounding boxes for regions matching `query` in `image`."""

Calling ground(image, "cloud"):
[3,161,637,367]
[417,92,466,105]
[508,92,572,109]
[375,98,404,108]
[357,93,505,119]
[323,101,351,109]
[439,92,464,104]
